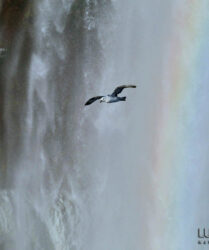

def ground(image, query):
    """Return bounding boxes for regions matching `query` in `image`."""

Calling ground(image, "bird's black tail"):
[120,96,126,101]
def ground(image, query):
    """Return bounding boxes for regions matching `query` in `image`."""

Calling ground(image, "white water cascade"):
[0,0,183,250]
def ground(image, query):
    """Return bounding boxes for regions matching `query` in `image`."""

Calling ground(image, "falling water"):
[1,0,208,249]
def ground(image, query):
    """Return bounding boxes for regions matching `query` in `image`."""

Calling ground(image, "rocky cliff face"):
[0,0,32,48]
[0,0,33,187]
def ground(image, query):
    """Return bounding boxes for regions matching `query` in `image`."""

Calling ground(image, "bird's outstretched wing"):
[85,96,103,106]
[111,85,136,97]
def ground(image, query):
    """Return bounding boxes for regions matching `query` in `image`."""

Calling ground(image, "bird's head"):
[100,97,105,103]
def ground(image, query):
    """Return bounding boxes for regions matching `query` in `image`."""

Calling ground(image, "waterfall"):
[1,0,208,249]
[0,0,114,248]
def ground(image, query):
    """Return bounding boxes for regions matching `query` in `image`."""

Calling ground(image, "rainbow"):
[152,1,209,249]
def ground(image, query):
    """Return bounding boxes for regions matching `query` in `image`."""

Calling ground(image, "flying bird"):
[85,85,136,106]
